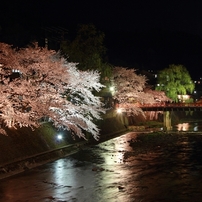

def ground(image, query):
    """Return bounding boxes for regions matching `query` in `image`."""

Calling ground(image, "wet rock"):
[92,166,105,171]
[45,196,55,200]
[105,169,114,172]
[92,167,98,171]
[118,185,124,190]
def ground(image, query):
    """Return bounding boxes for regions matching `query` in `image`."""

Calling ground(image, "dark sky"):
[1,0,202,79]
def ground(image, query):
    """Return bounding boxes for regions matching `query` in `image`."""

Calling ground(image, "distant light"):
[12,69,20,73]
[194,123,198,132]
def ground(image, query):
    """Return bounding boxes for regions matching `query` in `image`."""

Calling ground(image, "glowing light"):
[57,134,63,140]
[178,94,190,102]
[109,86,114,92]
[177,123,189,131]
[117,108,122,113]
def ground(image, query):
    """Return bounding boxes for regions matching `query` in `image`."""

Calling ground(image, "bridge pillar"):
[163,111,172,131]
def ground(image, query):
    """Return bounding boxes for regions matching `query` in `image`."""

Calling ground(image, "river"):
[0,123,202,201]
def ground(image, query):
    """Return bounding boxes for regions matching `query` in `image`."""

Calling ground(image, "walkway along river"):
[0,130,202,201]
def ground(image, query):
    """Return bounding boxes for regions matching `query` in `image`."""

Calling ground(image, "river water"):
[0,123,202,201]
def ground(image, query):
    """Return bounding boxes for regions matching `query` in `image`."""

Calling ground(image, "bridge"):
[138,103,202,131]
[140,103,202,111]
[116,102,202,131]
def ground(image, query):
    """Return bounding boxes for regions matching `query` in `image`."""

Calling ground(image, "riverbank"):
[0,110,128,180]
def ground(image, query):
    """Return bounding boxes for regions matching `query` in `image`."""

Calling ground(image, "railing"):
[139,102,202,108]
[115,102,202,111]
[136,102,202,111]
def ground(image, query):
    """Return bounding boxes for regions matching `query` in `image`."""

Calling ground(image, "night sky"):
[1,0,202,79]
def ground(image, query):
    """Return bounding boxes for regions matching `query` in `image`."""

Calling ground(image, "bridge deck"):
[140,103,202,111]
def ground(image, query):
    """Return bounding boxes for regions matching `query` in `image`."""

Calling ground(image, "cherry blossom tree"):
[110,67,146,115]
[0,42,105,140]
[143,88,172,103]
[111,67,170,115]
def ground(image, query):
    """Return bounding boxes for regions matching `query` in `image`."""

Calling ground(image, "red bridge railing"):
[139,103,202,108]
[114,102,202,112]
[136,102,202,111]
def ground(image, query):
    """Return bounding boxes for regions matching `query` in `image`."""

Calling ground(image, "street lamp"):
[109,86,114,91]
[57,134,63,140]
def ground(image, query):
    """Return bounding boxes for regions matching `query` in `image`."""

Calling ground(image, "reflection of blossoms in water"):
[177,123,189,131]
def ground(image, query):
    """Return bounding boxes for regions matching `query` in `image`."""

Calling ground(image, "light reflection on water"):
[177,123,190,131]
[174,122,202,132]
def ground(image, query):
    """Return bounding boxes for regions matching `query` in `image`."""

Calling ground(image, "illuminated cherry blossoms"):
[0,43,105,139]
[111,66,170,115]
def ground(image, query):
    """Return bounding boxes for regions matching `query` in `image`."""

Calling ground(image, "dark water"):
[0,131,202,201]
